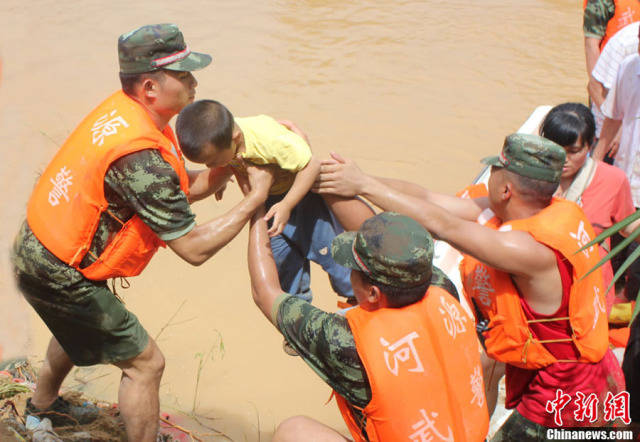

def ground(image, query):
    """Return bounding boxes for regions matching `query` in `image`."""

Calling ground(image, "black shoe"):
[25,397,100,427]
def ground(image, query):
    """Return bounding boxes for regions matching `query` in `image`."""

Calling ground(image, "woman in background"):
[540,102,636,313]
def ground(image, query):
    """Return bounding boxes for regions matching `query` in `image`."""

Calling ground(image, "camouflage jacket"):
[584,0,616,38]
[274,266,460,437]
[12,149,195,291]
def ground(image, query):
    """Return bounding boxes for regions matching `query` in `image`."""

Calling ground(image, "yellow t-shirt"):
[234,115,312,195]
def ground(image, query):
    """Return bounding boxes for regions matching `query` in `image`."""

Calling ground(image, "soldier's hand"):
[234,170,251,197]
[314,152,366,197]
[246,164,275,196]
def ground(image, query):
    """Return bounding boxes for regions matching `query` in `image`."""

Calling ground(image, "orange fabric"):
[27,90,190,280]
[456,182,488,199]
[335,286,489,442]
[460,198,609,369]
[609,327,631,347]
[459,207,502,321]
[584,0,640,49]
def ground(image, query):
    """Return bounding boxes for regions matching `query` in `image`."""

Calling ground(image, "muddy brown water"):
[1,1,585,439]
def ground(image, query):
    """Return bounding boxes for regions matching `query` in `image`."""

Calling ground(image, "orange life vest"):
[460,198,609,369]
[584,0,640,49]
[456,182,488,199]
[26,90,190,281]
[335,286,489,442]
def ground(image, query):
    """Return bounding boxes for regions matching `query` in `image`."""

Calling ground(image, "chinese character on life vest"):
[569,220,594,258]
[409,409,454,442]
[591,286,606,331]
[438,295,468,339]
[380,332,424,376]
[469,365,484,407]
[619,6,635,26]
[545,389,572,426]
[48,166,73,207]
[472,266,494,307]
[91,109,129,147]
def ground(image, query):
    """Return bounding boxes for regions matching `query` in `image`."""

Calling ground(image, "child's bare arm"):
[234,161,272,205]
[264,155,320,236]
[322,194,375,231]
[187,166,234,203]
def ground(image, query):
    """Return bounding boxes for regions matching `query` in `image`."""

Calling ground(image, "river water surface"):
[1,1,585,439]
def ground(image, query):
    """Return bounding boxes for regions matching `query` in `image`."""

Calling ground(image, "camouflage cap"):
[331,212,433,288]
[118,24,212,74]
[481,133,566,183]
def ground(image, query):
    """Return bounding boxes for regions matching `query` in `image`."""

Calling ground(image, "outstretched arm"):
[264,155,321,236]
[315,153,554,276]
[248,205,283,322]
[187,166,234,203]
[167,165,274,265]
[315,152,486,222]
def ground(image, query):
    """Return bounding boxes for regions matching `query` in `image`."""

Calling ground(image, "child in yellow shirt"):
[176,100,372,305]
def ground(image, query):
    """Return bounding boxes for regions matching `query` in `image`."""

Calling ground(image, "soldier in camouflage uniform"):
[584,0,617,54]
[247,207,472,441]
[584,0,619,81]
[316,134,625,440]
[584,0,640,146]
[11,24,273,441]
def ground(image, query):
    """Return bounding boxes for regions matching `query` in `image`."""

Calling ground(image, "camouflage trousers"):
[16,270,148,366]
[490,410,548,442]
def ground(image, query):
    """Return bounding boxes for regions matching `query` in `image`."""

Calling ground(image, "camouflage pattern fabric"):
[12,148,195,286]
[482,133,566,183]
[490,410,550,442]
[118,24,212,74]
[11,149,194,364]
[583,0,616,38]
[16,270,149,366]
[275,266,460,417]
[331,212,434,288]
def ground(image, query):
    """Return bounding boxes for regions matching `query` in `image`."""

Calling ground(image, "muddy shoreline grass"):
[0,360,229,441]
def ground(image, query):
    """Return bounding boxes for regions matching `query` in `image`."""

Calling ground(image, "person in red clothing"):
[316,134,625,440]
[539,102,637,312]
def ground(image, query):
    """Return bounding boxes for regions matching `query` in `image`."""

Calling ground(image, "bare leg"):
[114,338,165,442]
[323,195,375,231]
[273,416,351,442]
[30,337,74,409]
[481,351,505,417]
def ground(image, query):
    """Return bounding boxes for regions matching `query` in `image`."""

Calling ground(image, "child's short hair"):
[176,99,235,162]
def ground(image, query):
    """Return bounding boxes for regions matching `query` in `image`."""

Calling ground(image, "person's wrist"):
[279,199,293,213]
[357,174,375,196]
[245,189,264,208]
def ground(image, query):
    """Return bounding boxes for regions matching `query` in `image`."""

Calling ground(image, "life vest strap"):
[536,338,573,344]
[522,333,533,365]
[69,245,88,268]
[109,277,130,304]
[106,209,126,226]
[526,316,570,324]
